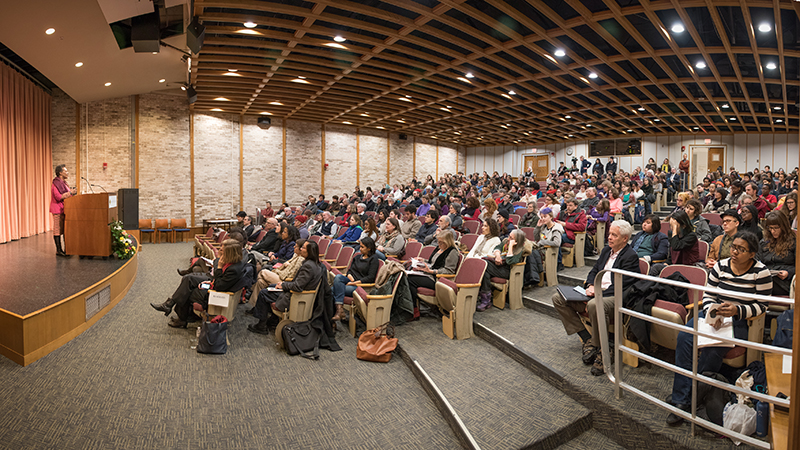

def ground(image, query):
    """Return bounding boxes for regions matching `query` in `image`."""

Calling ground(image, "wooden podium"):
[64,193,118,257]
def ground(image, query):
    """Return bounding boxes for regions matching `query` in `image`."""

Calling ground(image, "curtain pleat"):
[0,62,52,243]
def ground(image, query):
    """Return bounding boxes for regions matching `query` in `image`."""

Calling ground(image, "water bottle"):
[755,400,770,437]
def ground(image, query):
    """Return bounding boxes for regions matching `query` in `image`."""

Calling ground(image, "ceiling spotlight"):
[588,72,598,79]
[554,49,566,57]
[564,115,571,119]
[568,134,574,137]
[693,127,699,130]
[376,126,385,129]
[695,61,706,69]
[765,62,777,70]
[397,120,405,123]
[75,62,83,67]
[501,94,512,100]
[324,43,347,49]
[342,121,352,125]
[399,97,412,102]
[730,117,737,121]
[654,118,661,122]
[236,29,260,35]
[586,124,592,127]
[243,21,257,28]
[158,79,165,83]
[722,104,729,108]
[638,107,645,111]
[45,28,55,35]
[227,69,237,72]
[508,90,515,95]
[260,112,272,115]
[214,97,229,101]
[360,113,369,117]
[291,78,310,84]
[457,77,471,83]
[222,72,242,77]
[671,24,685,33]
[758,23,772,33]
[211,108,223,112]
[776,119,784,123]
[269,101,283,106]
[104,82,111,86]
[180,85,186,91]
[627,129,633,132]
[465,72,474,78]
[773,106,781,110]
[333,36,346,42]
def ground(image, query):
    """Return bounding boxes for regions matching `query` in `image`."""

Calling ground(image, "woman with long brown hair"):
[758,211,796,296]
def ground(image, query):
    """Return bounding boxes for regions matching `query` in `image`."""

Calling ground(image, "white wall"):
[466,133,799,178]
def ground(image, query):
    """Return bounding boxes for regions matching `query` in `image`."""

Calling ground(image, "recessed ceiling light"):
[722,104,729,108]
[638,107,645,111]
[554,49,566,57]
[588,72,598,79]
[507,90,515,95]
[324,43,348,49]
[291,78,310,84]
[236,29,261,35]
[457,77,471,83]
[180,86,186,91]
[211,108,223,111]
[654,118,661,122]
[568,134,574,137]
[627,129,633,132]
[228,69,237,72]
[297,76,306,79]
[695,61,706,69]
[223,72,242,76]
[104,82,111,86]
[765,62,777,70]
[465,72,474,78]
[397,120,405,123]
[360,113,369,117]
[440,108,452,112]
[158,79,165,83]
[758,23,772,33]
[342,121,352,124]
[501,94,512,100]
[693,127,699,130]
[729,117,737,121]
[152,52,158,55]
[776,119,784,123]
[45,28,55,35]
[75,62,83,67]
[243,21,257,28]
[376,126,385,129]
[586,124,592,127]
[333,36,346,42]
[671,24,685,33]
[564,115,571,119]
[773,106,781,110]
[398,97,412,102]
[260,112,272,115]
[214,97,229,101]
[269,101,283,106]
[500,125,507,129]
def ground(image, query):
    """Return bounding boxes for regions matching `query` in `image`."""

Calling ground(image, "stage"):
[0,232,139,366]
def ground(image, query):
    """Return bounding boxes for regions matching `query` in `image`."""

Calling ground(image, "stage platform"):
[0,232,139,366]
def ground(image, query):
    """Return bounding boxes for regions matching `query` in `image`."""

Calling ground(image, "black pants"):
[407,274,436,305]
[254,289,280,320]
[172,273,211,320]
[480,263,511,293]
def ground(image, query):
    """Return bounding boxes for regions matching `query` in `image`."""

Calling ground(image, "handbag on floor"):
[357,322,398,363]
[197,315,228,354]
[282,320,321,360]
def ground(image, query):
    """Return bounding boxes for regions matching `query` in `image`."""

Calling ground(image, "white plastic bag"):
[723,402,756,445]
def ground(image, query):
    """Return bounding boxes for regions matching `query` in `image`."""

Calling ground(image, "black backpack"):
[773,309,793,349]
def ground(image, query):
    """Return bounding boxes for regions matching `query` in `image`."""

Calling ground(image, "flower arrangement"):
[110,220,136,259]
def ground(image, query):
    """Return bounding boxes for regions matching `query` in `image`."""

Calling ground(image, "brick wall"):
[415,137,437,180]
[51,89,76,177]
[389,132,413,186]
[323,124,357,198]
[80,97,132,194]
[242,115,283,216]
[285,120,321,205]
[358,127,387,191]
[193,112,240,223]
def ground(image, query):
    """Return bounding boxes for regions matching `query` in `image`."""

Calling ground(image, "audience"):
[407,231,459,310]
[739,204,763,240]
[666,210,700,266]
[684,199,712,243]
[477,229,530,312]
[706,209,741,269]
[401,205,421,240]
[376,217,406,260]
[630,214,669,264]
[330,237,380,322]
[248,239,307,305]
[758,212,796,296]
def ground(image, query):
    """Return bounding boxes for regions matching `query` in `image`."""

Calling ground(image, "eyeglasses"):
[721,219,736,224]
[767,225,781,231]
[730,244,750,254]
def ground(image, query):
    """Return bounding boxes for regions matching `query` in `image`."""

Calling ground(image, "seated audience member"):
[307,212,323,235]
[426,215,458,246]
[666,209,700,266]
[480,197,499,222]
[706,209,741,269]
[250,219,282,259]
[236,210,247,225]
[758,212,796,296]
[247,239,306,305]
[375,217,406,260]
[262,201,275,219]
[416,194,432,217]
[314,211,339,238]
[476,229,530,311]
[316,194,329,211]
[407,231,459,309]
[684,199,712,242]
[607,188,623,215]
[436,196,450,216]
[587,198,610,239]
[580,187,600,212]
[401,205,422,240]
[738,204,763,240]
[262,224,300,269]
[556,199,587,246]
[533,207,564,270]
[779,191,797,229]
[760,182,777,209]
[496,210,515,240]
[630,214,669,264]
[338,215,364,246]
[330,237,380,322]
[294,215,309,240]
[666,231,771,425]
[466,218,502,259]
[414,209,440,243]
[242,215,259,242]
[152,239,245,328]
[360,217,380,242]
[551,220,640,376]
[703,187,730,213]
[462,196,482,221]
[247,240,325,335]
[744,182,770,218]
[671,192,688,214]
[727,180,744,206]
[518,202,539,228]
[356,203,368,223]
[446,199,463,232]
[543,194,561,217]
[497,193,515,218]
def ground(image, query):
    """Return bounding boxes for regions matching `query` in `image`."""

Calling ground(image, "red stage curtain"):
[0,62,53,244]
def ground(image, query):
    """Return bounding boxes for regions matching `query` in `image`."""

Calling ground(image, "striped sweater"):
[702,258,772,319]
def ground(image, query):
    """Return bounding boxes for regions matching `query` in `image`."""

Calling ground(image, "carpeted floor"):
[0,242,459,450]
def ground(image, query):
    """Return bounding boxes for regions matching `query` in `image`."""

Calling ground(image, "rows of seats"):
[139,218,190,243]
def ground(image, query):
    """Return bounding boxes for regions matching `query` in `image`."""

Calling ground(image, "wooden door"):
[533,155,549,181]
[707,147,724,174]
[523,156,535,176]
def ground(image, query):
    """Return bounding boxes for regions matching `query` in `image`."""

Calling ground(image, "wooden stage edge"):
[0,241,140,367]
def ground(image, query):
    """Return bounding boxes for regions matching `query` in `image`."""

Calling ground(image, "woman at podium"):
[50,165,76,257]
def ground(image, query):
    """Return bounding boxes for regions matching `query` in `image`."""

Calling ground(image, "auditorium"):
[0,0,798,449]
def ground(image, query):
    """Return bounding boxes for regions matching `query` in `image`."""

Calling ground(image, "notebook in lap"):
[556,285,591,302]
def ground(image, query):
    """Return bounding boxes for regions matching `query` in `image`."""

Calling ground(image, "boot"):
[476,291,492,312]
[54,236,67,257]
[247,318,270,335]
[150,298,176,316]
[332,304,344,321]
[177,268,191,276]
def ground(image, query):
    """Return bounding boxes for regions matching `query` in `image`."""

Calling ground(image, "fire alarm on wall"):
[103,162,107,169]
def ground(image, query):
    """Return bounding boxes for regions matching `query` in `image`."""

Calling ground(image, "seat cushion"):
[562,243,574,248]
[490,277,507,284]
[355,287,369,304]
[343,296,353,306]
[417,287,435,297]
[438,277,458,294]
[653,300,688,323]
[724,346,746,360]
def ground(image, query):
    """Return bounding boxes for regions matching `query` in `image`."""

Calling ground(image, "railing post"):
[691,282,700,436]
[614,272,623,399]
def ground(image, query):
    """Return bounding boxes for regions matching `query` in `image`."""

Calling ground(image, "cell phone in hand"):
[199,281,211,290]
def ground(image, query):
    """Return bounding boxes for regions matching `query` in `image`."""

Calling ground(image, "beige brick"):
[323,124,357,198]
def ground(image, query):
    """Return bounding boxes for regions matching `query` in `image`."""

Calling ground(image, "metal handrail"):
[592,267,794,450]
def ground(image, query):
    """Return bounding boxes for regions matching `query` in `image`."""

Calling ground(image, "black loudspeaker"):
[257,117,271,129]
[131,12,160,53]
[187,86,197,104]
[399,133,408,140]
[118,189,139,230]
[186,16,205,54]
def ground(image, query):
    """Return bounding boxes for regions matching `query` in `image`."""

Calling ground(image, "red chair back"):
[512,202,526,208]
[335,246,355,269]
[697,240,709,262]
[317,238,330,256]
[508,214,521,225]
[254,229,266,243]
[638,258,649,276]
[402,241,423,261]
[460,234,479,251]
[325,241,342,261]
[419,245,436,261]
[521,227,536,242]
[659,264,708,306]
[310,235,321,243]
[463,220,480,234]
[215,231,227,243]
[660,222,670,236]
[336,226,349,238]
[455,257,487,284]
[701,213,722,226]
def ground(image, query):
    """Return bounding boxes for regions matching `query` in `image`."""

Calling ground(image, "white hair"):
[610,220,633,239]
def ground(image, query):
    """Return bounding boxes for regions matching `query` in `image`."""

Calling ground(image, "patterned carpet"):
[0,242,459,450]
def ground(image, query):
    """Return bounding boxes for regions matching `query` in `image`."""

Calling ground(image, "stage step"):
[555,429,625,450]
[398,319,592,450]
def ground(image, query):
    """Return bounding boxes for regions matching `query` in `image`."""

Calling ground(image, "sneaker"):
[581,341,598,365]
[590,353,605,376]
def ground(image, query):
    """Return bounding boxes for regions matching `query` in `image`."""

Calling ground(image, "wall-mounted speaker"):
[131,12,160,53]
[186,16,205,54]
[257,117,271,129]
[118,188,139,230]
[399,133,408,140]
[186,86,197,104]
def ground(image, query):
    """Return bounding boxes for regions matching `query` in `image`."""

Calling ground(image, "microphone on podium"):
[81,176,95,193]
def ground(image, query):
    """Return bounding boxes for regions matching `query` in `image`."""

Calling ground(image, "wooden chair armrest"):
[436,273,456,278]
[456,283,481,288]
[283,277,293,282]
[685,303,697,310]
[746,312,767,323]
[386,254,398,258]
[323,258,337,262]
[652,259,666,263]
[366,294,393,300]
[574,231,586,234]
[512,262,526,266]
[331,265,346,270]
[298,289,317,294]
[354,282,375,288]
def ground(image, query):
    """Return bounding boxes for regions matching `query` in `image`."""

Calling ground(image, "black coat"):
[252,229,281,254]
[585,244,640,297]
[623,271,690,352]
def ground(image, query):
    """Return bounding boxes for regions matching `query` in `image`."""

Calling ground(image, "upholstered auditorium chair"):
[416,253,462,307]
[348,262,395,337]
[389,241,421,262]
[651,265,708,350]
[322,241,342,264]
[459,234,478,254]
[435,258,487,339]
[561,231,586,268]
[462,220,480,234]
[274,282,321,348]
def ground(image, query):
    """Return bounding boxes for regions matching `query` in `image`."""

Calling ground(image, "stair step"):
[555,429,626,450]
[398,320,592,450]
